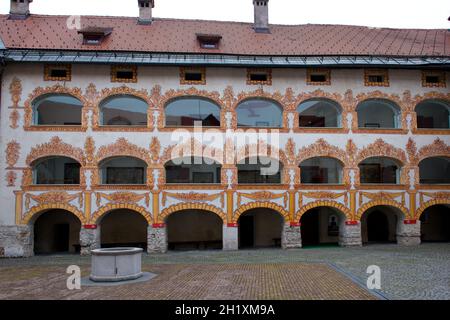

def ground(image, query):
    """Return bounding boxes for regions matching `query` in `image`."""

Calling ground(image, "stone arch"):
[233,201,289,223]
[416,199,450,219]
[161,138,225,165]
[295,200,351,221]
[160,203,226,223]
[356,200,408,220]
[23,84,88,128]
[95,138,151,165]
[26,136,86,166]
[91,203,152,224]
[23,203,86,225]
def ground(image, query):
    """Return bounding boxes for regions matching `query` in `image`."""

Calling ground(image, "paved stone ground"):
[0,243,449,300]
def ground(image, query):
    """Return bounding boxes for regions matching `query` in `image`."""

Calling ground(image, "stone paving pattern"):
[0,243,449,300]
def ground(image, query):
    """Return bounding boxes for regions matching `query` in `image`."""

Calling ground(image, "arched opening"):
[419,157,450,184]
[99,156,147,184]
[300,157,343,184]
[238,208,284,249]
[297,99,342,128]
[32,156,81,185]
[236,99,283,128]
[33,94,83,126]
[420,205,450,242]
[300,207,346,247]
[359,157,401,184]
[100,95,148,126]
[100,209,148,249]
[33,209,81,254]
[165,97,221,127]
[361,206,403,244]
[357,99,401,129]
[237,157,282,184]
[416,99,450,129]
[165,156,221,184]
[166,210,223,250]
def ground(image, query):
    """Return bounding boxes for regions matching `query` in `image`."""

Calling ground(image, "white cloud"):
[0,0,449,29]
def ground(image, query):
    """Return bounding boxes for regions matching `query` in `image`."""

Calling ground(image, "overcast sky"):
[1,0,449,29]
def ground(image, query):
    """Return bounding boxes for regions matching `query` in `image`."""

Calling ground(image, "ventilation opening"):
[50,69,68,78]
[184,72,202,82]
[250,73,268,82]
[116,71,134,80]
[310,74,327,82]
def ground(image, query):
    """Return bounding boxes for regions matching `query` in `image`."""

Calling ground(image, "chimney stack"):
[9,0,33,20]
[138,0,154,25]
[253,0,269,33]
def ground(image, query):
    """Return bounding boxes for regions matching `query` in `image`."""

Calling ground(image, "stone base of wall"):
[223,225,238,251]
[339,223,362,247]
[397,221,421,246]
[0,225,33,257]
[79,227,100,255]
[147,226,167,253]
[282,224,302,249]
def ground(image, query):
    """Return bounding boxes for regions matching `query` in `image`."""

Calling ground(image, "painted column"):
[79,225,100,255]
[397,220,421,246]
[282,222,302,249]
[147,223,167,253]
[339,221,362,247]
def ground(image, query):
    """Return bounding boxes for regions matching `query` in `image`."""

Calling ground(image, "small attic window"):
[111,65,137,83]
[247,68,272,85]
[78,27,113,45]
[307,68,331,85]
[422,70,446,88]
[364,69,389,87]
[44,64,72,81]
[196,34,222,49]
[180,67,206,85]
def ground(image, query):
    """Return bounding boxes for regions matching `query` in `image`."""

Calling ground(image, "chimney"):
[253,0,269,33]
[138,0,154,25]
[9,0,33,20]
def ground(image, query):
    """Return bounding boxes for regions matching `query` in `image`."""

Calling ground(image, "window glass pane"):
[359,157,400,184]
[300,157,343,183]
[357,99,400,128]
[34,94,83,125]
[297,99,341,127]
[34,157,80,184]
[100,157,147,184]
[236,99,282,127]
[100,95,148,126]
[237,157,282,184]
[165,157,221,183]
[165,98,220,127]
[416,100,450,129]
[419,157,450,184]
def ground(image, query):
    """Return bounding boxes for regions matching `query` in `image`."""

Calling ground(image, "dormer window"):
[196,34,222,49]
[78,27,113,45]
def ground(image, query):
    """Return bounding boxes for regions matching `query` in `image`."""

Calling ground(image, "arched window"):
[356,99,401,129]
[359,157,401,184]
[236,99,283,127]
[416,100,450,129]
[165,98,221,127]
[300,157,343,184]
[237,157,282,184]
[419,157,450,184]
[32,156,81,185]
[165,157,221,184]
[100,95,148,126]
[99,157,147,184]
[297,99,342,128]
[33,94,83,125]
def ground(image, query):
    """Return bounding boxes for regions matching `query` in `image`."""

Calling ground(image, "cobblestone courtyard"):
[0,244,449,300]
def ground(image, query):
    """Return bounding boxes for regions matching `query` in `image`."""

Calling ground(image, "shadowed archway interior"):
[420,205,450,242]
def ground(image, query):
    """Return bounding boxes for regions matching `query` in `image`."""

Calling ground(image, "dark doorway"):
[53,224,70,252]
[420,205,450,242]
[239,215,254,248]
[367,210,389,242]
[301,209,320,246]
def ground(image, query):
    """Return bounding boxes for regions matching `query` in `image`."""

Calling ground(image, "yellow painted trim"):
[91,203,152,224]
[408,191,416,219]
[288,190,295,221]
[84,191,92,221]
[14,191,23,225]
[159,203,226,223]
[356,199,409,220]
[415,199,450,219]
[152,191,160,223]
[22,202,86,225]
[233,201,289,223]
[295,200,351,221]
[226,190,234,223]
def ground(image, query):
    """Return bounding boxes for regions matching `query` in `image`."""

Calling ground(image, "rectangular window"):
[422,70,446,88]
[364,69,389,87]
[44,64,72,81]
[247,68,272,85]
[307,68,331,85]
[111,65,137,83]
[180,67,206,85]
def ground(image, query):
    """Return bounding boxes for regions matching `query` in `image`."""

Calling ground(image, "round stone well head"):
[90,247,143,282]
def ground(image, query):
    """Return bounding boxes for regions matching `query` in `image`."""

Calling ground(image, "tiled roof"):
[0,14,449,57]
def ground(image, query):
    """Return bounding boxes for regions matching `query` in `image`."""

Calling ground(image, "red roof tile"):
[0,14,448,57]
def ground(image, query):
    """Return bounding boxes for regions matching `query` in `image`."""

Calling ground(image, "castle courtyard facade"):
[0,0,449,258]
